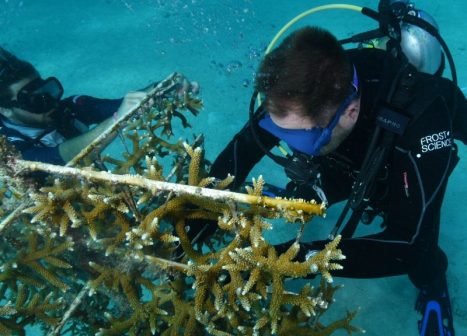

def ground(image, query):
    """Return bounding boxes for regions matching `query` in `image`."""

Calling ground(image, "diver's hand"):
[115,91,148,120]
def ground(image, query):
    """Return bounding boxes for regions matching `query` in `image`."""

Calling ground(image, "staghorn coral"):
[0,231,74,292]
[88,262,173,336]
[0,74,361,335]
[0,137,30,231]
[23,178,87,236]
[0,285,63,335]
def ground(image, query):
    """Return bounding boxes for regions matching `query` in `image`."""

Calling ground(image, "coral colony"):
[0,73,360,335]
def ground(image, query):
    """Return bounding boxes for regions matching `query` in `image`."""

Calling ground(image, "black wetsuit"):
[209,48,467,290]
[0,95,122,165]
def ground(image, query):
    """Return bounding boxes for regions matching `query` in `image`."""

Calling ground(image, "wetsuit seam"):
[407,150,427,244]
[351,147,426,245]
[233,138,239,181]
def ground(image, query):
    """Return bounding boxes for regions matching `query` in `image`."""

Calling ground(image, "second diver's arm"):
[58,91,147,162]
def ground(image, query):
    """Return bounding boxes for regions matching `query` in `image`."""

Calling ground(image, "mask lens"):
[17,77,63,114]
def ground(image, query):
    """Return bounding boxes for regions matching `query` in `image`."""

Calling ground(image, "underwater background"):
[2,0,466,334]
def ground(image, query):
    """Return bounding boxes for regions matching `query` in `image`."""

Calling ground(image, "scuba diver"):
[0,46,146,165]
[192,1,467,335]
[0,47,198,165]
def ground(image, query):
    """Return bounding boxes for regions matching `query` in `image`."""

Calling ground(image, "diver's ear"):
[342,99,360,123]
[339,99,361,129]
[345,99,360,121]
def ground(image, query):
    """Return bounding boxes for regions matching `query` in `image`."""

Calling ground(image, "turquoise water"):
[2,0,466,335]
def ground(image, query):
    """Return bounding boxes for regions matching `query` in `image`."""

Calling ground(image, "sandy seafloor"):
[2,0,466,335]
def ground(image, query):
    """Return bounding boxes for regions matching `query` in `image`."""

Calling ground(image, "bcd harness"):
[329,51,448,239]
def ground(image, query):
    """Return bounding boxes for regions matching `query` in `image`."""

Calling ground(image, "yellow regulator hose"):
[258,4,364,106]
[266,4,363,53]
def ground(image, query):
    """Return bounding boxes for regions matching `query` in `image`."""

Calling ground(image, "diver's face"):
[268,97,361,156]
[0,77,55,128]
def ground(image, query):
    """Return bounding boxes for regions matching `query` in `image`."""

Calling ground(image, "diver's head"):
[254,27,361,156]
[0,47,39,103]
[255,27,353,122]
[0,47,63,127]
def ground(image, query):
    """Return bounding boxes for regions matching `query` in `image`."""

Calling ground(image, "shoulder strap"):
[375,54,441,135]
[330,53,430,239]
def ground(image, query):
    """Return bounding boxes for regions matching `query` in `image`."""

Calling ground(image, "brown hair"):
[255,26,352,124]
[0,47,38,104]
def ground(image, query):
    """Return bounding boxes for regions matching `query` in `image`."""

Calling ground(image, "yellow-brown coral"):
[0,74,360,336]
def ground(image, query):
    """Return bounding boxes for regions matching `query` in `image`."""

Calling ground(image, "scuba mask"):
[8,77,64,114]
[258,66,359,157]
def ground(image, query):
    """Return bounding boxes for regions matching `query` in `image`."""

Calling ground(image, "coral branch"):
[13,160,325,218]
[0,203,28,234]
[48,284,90,336]
[0,73,360,335]
[66,72,189,167]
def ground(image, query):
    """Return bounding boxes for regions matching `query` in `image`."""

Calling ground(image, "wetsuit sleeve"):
[21,146,66,165]
[209,119,279,189]
[11,140,66,165]
[62,95,123,125]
